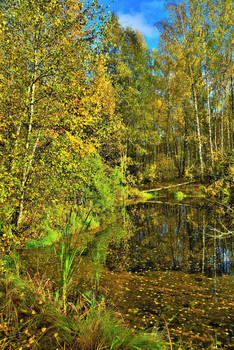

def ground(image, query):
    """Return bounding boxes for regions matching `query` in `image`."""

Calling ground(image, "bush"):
[144,157,177,182]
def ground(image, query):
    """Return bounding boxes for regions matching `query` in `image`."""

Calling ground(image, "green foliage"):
[0,0,116,232]
[102,14,161,180]
[0,249,21,276]
[174,191,187,201]
[155,0,233,181]
[1,1,233,348]
[25,230,61,250]
[24,205,68,249]
[145,158,177,183]
[133,190,159,201]
[24,160,123,249]
[1,0,232,244]
[78,153,123,216]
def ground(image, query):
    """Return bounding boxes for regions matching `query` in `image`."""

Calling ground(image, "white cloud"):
[118,12,157,38]
[116,1,167,49]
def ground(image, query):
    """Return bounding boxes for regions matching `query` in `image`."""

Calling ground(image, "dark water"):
[105,199,234,277]
[95,198,234,349]
[22,198,234,349]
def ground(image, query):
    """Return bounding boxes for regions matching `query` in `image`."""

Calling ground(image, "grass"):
[25,229,61,249]
[0,270,169,349]
[56,209,91,313]
[0,208,169,350]
[174,191,187,201]
[135,190,159,201]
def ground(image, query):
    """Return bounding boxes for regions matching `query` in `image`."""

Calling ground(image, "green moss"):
[136,191,159,201]
[174,191,187,201]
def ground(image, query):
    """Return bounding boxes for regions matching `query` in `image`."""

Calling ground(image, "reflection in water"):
[100,200,234,349]
[106,200,234,277]
[20,198,233,349]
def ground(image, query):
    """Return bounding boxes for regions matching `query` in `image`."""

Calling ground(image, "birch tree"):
[0,0,108,229]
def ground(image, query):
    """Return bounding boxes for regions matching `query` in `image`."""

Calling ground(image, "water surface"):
[22,197,234,349]
[98,198,234,349]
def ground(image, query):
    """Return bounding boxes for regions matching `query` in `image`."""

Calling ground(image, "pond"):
[105,199,233,277]
[21,196,234,349]
[95,198,234,349]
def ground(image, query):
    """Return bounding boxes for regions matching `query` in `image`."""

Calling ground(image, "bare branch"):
[206,225,234,238]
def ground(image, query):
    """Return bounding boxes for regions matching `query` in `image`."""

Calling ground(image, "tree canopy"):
[0,0,233,238]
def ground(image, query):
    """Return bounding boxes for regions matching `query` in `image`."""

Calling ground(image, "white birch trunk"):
[205,74,214,169]
[190,71,204,179]
[17,129,41,226]
[16,46,38,226]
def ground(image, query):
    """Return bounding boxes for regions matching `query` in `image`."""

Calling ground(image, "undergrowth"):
[0,271,168,350]
[0,209,168,350]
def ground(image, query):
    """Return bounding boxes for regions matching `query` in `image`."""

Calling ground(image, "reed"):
[0,209,170,349]
[57,209,91,313]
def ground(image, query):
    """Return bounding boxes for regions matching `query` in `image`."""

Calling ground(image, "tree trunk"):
[192,79,204,180]
[205,73,214,170]
[181,104,188,177]
[221,103,224,157]
[230,75,234,152]
[16,129,41,226]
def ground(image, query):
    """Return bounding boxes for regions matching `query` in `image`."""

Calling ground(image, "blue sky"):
[102,0,168,50]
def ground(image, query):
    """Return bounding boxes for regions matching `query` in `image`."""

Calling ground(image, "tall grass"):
[0,208,170,349]
[57,209,91,313]
[0,271,169,349]
[69,306,167,350]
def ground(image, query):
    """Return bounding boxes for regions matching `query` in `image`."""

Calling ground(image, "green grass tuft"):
[0,271,168,350]
[25,229,61,249]
[174,191,187,201]
[137,191,159,201]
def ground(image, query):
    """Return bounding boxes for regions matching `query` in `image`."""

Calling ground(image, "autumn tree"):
[0,0,112,230]
[155,0,233,181]
[102,13,160,183]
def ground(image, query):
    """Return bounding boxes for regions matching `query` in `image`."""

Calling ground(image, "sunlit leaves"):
[102,14,160,179]
[0,0,118,228]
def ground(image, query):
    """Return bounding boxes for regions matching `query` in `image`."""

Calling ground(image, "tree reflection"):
[106,200,234,277]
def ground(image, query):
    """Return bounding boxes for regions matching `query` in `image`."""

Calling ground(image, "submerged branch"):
[204,198,234,213]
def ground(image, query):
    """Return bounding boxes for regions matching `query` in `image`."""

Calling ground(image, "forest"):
[0,0,233,349]
[0,0,233,235]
